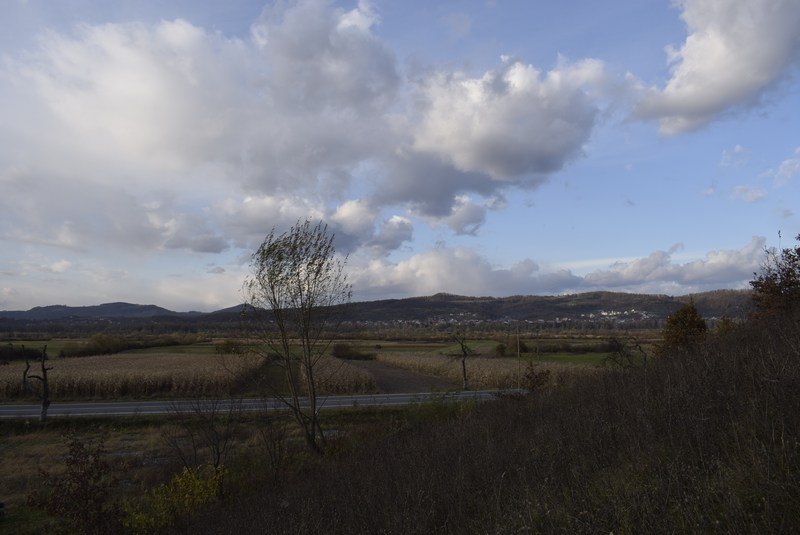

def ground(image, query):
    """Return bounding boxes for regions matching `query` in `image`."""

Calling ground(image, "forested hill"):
[0,302,190,321]
[0,289,751,326]
[339,289,751,324]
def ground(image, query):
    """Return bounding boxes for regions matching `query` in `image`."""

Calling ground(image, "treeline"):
[57,333,209,357]
[0,344,42,362]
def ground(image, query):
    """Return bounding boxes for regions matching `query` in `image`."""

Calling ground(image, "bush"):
[124,464,225,534]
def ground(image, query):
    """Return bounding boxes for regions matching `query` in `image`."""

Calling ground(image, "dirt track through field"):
[348,360,458,393]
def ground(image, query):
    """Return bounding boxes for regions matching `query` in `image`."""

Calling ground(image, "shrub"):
[124,464,225,534]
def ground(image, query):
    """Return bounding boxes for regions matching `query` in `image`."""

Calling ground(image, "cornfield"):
[0,351,376,400]
[313,356,377,394]
[0,352,260,400]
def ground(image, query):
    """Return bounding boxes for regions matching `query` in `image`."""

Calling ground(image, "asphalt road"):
[0,390,522,419]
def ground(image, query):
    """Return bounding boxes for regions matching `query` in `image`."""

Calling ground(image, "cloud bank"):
[351,237,766,301]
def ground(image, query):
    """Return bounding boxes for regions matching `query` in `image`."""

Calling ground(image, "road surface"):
[0,390,523,419]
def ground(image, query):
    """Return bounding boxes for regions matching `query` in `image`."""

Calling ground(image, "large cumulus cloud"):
[636,0,800,134]
[412,57,607,180]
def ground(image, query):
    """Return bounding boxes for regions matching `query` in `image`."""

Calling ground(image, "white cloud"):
[351,245,581,300]
[214,195,325,249]
[49,260,72,273]
[583,237,765,289]
[636,0,800,134]
[0,1,636,260]
[731,185,767,203]
[775,146,800,186]
[154,270,246,311]
[719,144,747,167]
[443,196,486,235]
[352,237,767,300]
[331,199,376,238]
[368,215,413,255]
[0,0,401,257]
[412,57,608,180]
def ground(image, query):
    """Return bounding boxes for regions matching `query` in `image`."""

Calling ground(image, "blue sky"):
[1,0,798,311]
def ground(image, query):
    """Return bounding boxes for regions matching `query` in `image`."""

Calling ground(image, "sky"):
[1,0,799,312]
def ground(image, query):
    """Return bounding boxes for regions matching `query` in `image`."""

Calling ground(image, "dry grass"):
[376,352,589,389]
[0,352,261,400]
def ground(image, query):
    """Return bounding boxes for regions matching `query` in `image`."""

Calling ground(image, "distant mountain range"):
[0,289,752,325]
[0,302,202,321]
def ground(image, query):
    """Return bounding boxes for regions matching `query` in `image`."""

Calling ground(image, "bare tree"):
[22,345,52,424]
[243,220,351,454]
[453,333,474,390]
[162,398,243,470]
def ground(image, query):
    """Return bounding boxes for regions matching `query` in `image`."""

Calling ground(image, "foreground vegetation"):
[4,314,795,534]
[185,317,798,534]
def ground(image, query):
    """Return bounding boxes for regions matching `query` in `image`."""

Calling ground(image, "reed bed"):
[376,352,589,389]
[0,352,261,400]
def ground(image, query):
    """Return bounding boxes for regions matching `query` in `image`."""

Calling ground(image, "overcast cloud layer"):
[1,0,799,310]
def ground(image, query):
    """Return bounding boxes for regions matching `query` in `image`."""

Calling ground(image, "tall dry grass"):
[376,352,588,389]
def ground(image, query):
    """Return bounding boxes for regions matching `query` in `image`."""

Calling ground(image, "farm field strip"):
[375,351,594,390]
